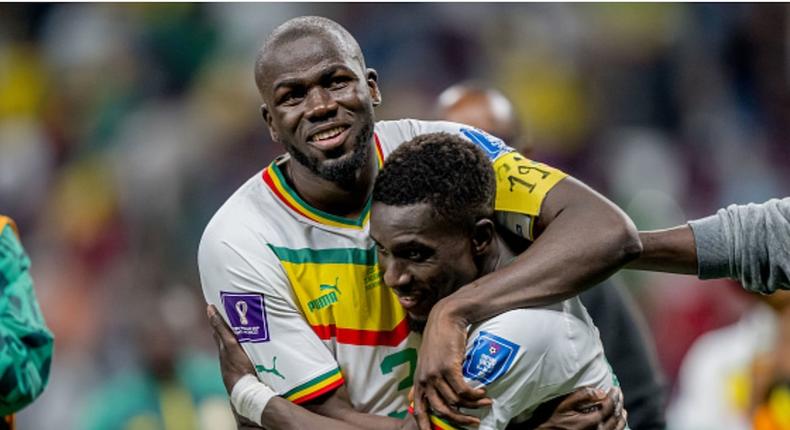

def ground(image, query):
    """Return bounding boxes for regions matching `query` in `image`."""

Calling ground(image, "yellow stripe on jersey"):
[430,415,464,430]
[282,367,345,404]
[408,404,464,430]
[262,137,384,230]
[268,245,409,345]
[265,165,372,230]
[492,152,568,239]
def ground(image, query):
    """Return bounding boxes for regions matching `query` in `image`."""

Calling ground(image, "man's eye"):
[328,77,350,90]
[406,250,424,261]
[279,91,303,105]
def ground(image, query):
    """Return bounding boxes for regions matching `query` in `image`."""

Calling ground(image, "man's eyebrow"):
[272,77,303,93]
[389,239,429,251]
[272,64,354,92]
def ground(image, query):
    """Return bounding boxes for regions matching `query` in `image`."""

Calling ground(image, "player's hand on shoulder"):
[413,300,492,430]
[208,304,258,394]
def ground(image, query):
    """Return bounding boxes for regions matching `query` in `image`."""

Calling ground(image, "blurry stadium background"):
[0,3,788,429]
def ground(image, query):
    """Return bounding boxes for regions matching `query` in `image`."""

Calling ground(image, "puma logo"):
[319,277,341,295]
[255,356,285,380]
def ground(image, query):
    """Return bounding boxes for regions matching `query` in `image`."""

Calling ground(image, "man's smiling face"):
[370,202,479,331]
[260,32,381,185]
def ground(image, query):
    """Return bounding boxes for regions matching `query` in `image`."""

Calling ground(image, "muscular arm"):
[443,177,642,319]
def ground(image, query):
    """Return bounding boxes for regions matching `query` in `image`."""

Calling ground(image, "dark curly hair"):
[372,132,495,231]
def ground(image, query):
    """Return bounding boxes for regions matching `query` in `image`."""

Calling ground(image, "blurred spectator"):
[0,216,54,428]
[78,294,234,430]
[668,291,790,430]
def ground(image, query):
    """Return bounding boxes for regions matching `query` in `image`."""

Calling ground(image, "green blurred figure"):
[0,216,54,429]
[79,297,235,430]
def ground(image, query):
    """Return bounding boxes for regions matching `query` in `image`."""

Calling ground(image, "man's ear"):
[366,68,382,106]
[261,104,279,143]
[471,218,495,255]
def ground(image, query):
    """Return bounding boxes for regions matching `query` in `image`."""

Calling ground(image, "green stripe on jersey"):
[270,163,372,227]
[267,245,377,265]
[282,367,342,399]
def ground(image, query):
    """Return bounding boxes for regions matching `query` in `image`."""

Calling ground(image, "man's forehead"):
[263,33,360,79]
[371,203,448,240]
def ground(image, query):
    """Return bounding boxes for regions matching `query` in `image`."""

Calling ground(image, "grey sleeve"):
[688,197,790,294]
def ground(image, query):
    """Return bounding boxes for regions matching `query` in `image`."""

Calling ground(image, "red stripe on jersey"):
[291,377,345,405]
[262,168,313,220]
[311,318,410,347]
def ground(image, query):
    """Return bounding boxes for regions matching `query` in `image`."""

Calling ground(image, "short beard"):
[407,315,427,334]
[287,122,373,189]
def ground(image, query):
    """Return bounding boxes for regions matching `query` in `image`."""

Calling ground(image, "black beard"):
[407,315,427,334]
[287,122,373,190]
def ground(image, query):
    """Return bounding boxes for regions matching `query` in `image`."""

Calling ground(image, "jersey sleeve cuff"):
[281,367,344,405]
[407,404,466,430]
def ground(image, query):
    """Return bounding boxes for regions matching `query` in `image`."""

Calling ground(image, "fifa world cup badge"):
[221,292,270,343]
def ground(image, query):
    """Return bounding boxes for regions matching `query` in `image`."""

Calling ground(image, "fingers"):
[616,409,628,430]
[609,388,623,420]
[556,387,606,413]
[597,389,615,419]
[601,406,627,430]
[432,377,461,409]
[413,391,432,430]
[424,385,481,427]
[436,377,490,409]
[595,388,622,430]
[207,304,238,346]
[444,369,490,407]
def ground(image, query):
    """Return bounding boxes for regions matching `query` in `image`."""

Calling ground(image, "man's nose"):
[382,260,412,291]
[304,87,338,120]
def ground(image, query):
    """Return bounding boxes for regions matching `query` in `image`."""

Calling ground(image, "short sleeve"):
[198,225,344,403]
[428,308,613,430]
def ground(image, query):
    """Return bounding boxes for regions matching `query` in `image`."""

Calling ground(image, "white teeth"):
[312,126,346,142]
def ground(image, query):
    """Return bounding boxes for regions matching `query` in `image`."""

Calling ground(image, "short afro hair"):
[372,132,495,231]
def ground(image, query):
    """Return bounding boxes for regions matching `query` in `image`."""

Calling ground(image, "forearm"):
[626,226,698,274]
[259,396,408,430]
[444,177,642,323]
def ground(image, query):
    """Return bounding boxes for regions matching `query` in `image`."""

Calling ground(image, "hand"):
[207,304,257,394]
[412,299,491,430]
[534,387,627,430]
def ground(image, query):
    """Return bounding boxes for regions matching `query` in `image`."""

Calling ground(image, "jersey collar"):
[262,134,384,230]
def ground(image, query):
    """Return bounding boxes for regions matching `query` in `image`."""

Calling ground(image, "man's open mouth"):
[309,125,350,151]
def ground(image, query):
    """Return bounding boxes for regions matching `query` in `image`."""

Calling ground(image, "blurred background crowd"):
[0,3,788,429]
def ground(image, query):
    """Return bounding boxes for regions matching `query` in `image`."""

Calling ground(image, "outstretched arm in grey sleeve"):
[628,197,790,294]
